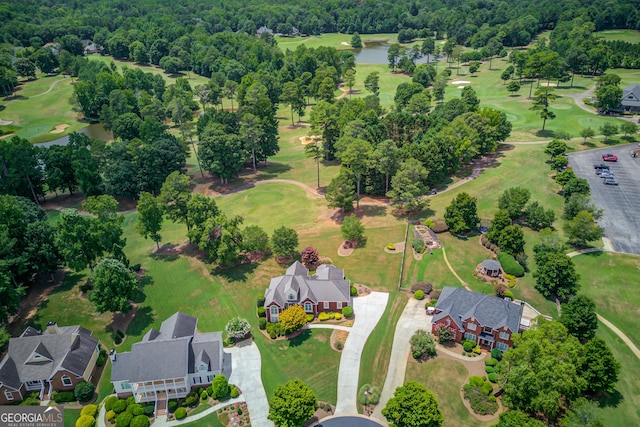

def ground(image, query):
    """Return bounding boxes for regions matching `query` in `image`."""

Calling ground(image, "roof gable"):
[25,342,53,364]
[159,312,197,339]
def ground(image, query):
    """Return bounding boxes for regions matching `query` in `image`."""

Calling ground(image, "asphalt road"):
[568,144,640,255]
[314,416,385,427]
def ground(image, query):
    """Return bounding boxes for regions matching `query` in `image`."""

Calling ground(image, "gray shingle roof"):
[0,326,98,389]
[433,287,523,333]
[622,84,640,108]
[481,259,501,271]
[111,313,223,384]
[264,262,351,308]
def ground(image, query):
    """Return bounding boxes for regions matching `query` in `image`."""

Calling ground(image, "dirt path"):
[441,246,470,290]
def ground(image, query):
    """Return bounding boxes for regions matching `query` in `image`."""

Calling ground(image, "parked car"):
[600,171,614,179]
[603,178,619,185]
[596,168,612,176]
[602,154,618,162]
[593,163,610,170]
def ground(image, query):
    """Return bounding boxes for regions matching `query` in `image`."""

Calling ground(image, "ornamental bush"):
[485,358,498,367]
[414,290,425,300]
[130,415,149,427]
[174,407,187,420]
[462,340,475,353]
[53,391,76,403]
[144,405,154,416]
[411,282,433,294]
[412,237,425,253]
[201,391,208,401]
[81,405,98,417]
[342,306,354,317]
[350,285,357,296]
[230,385,240,398]
[182,392,199,407]
[106,410,116,422]
[386,243,395,250]
[319,312,330,321]
[167,400,178,413]
[430,290,442,299]
[257,307,266,317]
[333,313,342,320]
[463,383,498,415]
[488,373,498,383]
[258,318,267,329]
[430,221,449,233]
[491,348,503,361]
[212,375,230,399]
[105,396,119,411]
[115,411,133,427]
[76,415,96,427]
[497,252,524,277]
[305,313,314,322]
[127,404,144,416]
[485,366,495,373]
[504,273,516,288]
[469,376,485,388]
[473,346,482,354]
[256,294,265,307]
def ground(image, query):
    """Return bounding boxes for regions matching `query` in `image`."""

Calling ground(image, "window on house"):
[467,323,476,331]
[496,342,508,351]
[337,302,342,309]
[199,364,207,371]
[464,332,476,341]
[270,306,279,315]
[323,302,329,309]
[288,293,295,301]
[207,375,214,383]
[61,375,73,387]
[483,327,493,334]
[5,390,14,401]
[122,382,131,390]
[303,302,312,312]
[499,331,510,340]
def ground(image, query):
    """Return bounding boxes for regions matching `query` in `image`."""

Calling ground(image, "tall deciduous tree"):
[160,171,192,232]
[564,210,603,247]
[304,139,324,189]
[272,226,299,260]
[339,139,372,208]
[55,209,102,274]
[386,158,429,212]
[325,170,356,213]
[198,124,245,183]
[268,379,317,427]
[444,192,479,235]
[581,338,620,394]
[364,72,380,96]
[350,32,362,49]
[341,214,365,244]
[0,270,24,324]
[382,381,444,427]
[560,294,598,342]
[498,187,531,220]
[530,87,557,131]
[242,225,270,255]
[534,250,580,300]
[90,258,138,314]
[136,192,164,250]
[372,140,399,194]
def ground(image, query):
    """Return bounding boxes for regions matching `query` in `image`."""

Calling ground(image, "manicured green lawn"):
[180,411,227,427]
[594,323,640,427]
[257,329,340,403]
[595,29,640,44]
[64,408,81,427]
[572,252,640,348]
[405,358,492,427]
[276,33,399,52]
[96,360,114,403]
[358,292,405,409]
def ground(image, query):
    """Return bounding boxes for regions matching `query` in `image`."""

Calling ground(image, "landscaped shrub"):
[333,313,342,320]
[504,290,513,299]
[482,381,493,396]
[469,376,485,388]
[76,415,96,427]
[497,252,524,277]
[53,391,76,403]
[411,282,433,294]
[342,306,354,317]
[425,218,435,228]
[230,385,240,398]
[112,329,125,345]
[201,391,208,401]
[269,330,277,339]
[488,373,498,383]
[430,290,441,299]
[127,403,144,416]
[463,383,498,415]
[504,273,516,288]
[105,396,119,411]
[491,348,503,361]
[318,312,330,321]
[106,410,116,423]
[473,346,482,354]
[75,381,95,402]
[414,290,425,300]
[131,264,141,272]
[485,358,498,367]
[494,284,506,298]
[205,386,214,397]
[305,314,314,322]
[430,221,449,233]
[410,330,436,359]
[485,366,495,374]
[462,340,475,353]
[112,399,128,414]
[174,408,187,420]
[335,341,344,350]
[212,375,230,400]
[350,285,357,296]
[167,400,178,413]
[20,394,40,406]
[386,243,395,250]
[143,404,154,416]
[115,411,133,427]
[130,415,149,427]
[358,384,381,405]
[257,307,266,317]
[96,349,107,367]
[182,392,199,407]
[266,322,281,337]
[412,237,425,253]
[256,318,265,330]
[81,404,98,417]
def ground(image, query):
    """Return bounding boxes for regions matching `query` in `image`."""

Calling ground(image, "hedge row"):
[497,252,524,277]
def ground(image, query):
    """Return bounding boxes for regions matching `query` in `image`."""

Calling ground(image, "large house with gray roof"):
[431,287,524,351]
[264,261,352,323]
[110,312,224,408]
[0,322,100,404]
[621,83,640,112]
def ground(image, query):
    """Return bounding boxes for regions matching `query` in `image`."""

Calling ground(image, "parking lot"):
[568,144,640,255]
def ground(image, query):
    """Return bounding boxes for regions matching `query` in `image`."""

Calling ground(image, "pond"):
[353,42,437,65]
[36,123,113,148]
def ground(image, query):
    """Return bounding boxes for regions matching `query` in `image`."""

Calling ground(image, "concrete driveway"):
[372,298,431,422]
[568,144,640,254]
[334,292,389,415]
[226,341,273,427]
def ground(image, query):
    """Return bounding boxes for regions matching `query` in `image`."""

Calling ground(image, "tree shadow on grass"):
[131,275,153,304]
[535,129,556,138]
[255,162,293,180]
[581,141,596,148]
[213,262,258,283]
[121,305,154,337]
[150,243,180,262]
[287,329,312,348]
[357,205,387,218]
[596,389,624,409]
[52,271,85,294]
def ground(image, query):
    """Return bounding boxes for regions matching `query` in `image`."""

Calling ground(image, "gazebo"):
[481,259,502,278]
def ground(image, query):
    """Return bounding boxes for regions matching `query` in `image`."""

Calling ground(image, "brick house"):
[264,261,352,323]
[110,312,224,409]
[0,322,100,404]
[431,287,524,351]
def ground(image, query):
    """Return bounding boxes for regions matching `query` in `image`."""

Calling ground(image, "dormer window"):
[199,364,207,371]
[288,293,296,301]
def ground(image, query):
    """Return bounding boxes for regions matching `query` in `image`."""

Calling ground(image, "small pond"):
[353,42,438,65]
[36,123,112,148]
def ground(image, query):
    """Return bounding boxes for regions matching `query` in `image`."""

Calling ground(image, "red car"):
[602,154,618,162]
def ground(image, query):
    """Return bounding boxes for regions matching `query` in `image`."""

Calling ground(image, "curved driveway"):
[334,292,389,415]
[372,298,430,422]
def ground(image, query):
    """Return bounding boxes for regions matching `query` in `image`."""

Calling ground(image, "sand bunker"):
[341,42,350,46]
[300,135,321,145]
[450,80,471,85]
[0,119,13,126]
[50,124,70,134]
[540,82,557,87]
[457,86,465,89]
